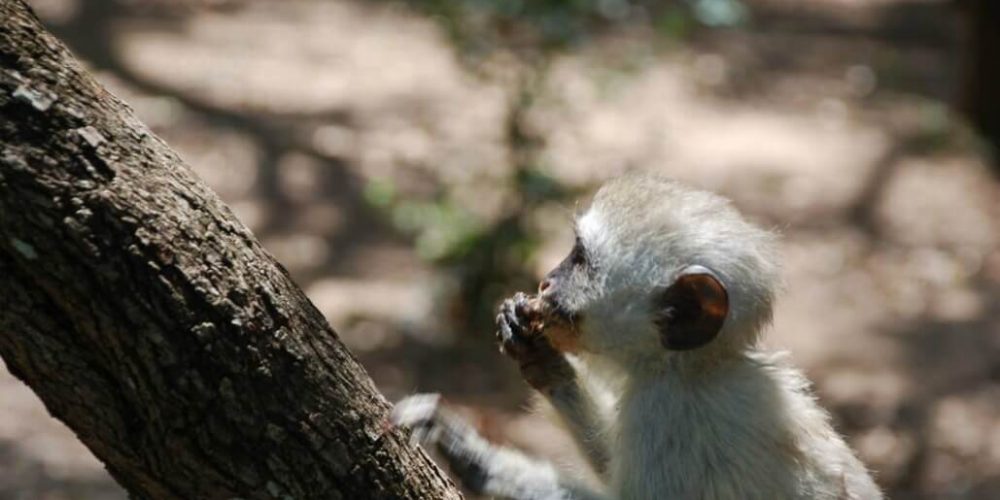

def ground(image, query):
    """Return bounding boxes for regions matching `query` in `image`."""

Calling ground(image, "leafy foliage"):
[404,0,748,55]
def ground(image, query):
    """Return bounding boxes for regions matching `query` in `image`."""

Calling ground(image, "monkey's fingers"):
[496,298,531,357]
[392,394,484,447]
[496,313,518,355]
[392,393,446,446]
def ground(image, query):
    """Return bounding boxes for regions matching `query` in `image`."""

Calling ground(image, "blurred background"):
[2,0,999,498]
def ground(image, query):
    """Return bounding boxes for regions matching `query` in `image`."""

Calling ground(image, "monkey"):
[393,174,882,499]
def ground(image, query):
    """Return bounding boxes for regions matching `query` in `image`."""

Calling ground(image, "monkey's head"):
[537,174,780,368]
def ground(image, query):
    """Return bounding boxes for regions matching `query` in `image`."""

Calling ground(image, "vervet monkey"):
[394,174,882,499]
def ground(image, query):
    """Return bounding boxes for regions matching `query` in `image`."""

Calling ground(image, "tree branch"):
[0,1,460,498]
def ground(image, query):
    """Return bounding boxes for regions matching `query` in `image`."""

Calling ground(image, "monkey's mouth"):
[546,298,578,325]
[527,295,582,353]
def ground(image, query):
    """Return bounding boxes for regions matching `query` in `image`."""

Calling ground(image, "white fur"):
[561,175,881,499]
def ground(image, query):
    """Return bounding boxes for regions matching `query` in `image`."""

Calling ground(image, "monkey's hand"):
[392,394,495,493]
[393,394,602,500]
[496,292,575,392]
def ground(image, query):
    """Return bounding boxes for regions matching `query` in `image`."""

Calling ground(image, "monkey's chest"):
[611,395,802,498]
[612,434,801,499]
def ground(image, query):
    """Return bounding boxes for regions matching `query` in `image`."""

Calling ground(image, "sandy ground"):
[3,0,999,498]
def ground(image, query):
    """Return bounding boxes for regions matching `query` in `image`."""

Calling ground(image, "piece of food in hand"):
[523,295,580,353]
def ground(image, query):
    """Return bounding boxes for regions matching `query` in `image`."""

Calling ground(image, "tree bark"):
[0,1,461,498]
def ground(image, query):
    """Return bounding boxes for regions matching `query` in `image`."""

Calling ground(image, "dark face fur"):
[538,236,589,321]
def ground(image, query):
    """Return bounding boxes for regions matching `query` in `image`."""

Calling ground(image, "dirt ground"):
[3,0,999,498]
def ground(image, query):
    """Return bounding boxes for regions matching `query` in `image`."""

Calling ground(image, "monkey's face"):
[537,174,777,366]
[539,207,728,363]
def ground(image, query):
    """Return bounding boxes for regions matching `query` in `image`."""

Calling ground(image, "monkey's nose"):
[538,279,553,294]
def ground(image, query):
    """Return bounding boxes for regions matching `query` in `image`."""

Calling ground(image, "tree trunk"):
[0,1,461,498]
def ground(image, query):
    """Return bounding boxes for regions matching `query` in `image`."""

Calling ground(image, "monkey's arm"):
[393,394,606,500]
[498,294,612,478]
[537,371,612,478]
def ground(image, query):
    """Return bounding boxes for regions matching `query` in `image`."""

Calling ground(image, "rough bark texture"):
[0,1,461,498]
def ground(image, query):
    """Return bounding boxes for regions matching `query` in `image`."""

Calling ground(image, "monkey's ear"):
[653,265,728,351]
